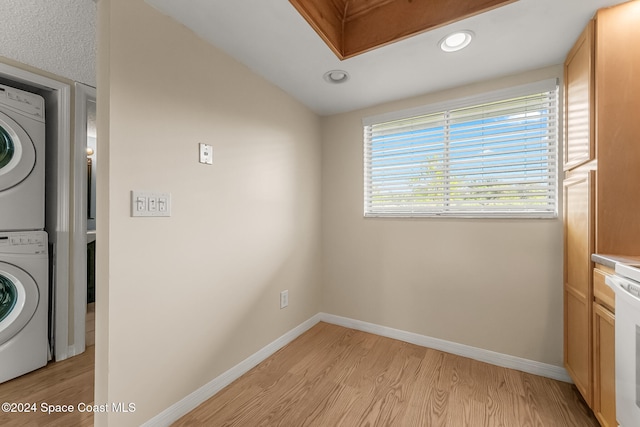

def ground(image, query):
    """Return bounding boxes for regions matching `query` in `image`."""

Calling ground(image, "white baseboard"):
[140,313,323,427]
[318,312,572,383]
[142,311,570,425]
[67,342,87,359]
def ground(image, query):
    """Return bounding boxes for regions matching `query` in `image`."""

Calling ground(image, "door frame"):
[71,82,96,354]
[0,61,73,361]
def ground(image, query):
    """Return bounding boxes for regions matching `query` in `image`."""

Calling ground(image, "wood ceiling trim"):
[343,0,396,22]
[343,0,517,58]
[289,0,346,58]
[290,0,518,60]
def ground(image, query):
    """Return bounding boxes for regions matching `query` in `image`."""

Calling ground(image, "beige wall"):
[95,1,322,425]
[321,65,565,366]
[96,1,565,423]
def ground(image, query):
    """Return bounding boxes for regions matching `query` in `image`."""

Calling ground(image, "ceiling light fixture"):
[439,30,474,52]
[323,70,350,84]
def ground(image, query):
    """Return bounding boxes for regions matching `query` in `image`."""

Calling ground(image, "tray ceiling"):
[290,0,517,59]
[145,0,630,116]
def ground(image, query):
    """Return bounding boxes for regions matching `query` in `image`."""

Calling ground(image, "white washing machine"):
[0,231,48,383]
[0,83,46,231]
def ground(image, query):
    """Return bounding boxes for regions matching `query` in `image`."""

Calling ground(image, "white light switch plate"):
[199,143,213,165]
[131,191,172,217]
[280,290,289,309]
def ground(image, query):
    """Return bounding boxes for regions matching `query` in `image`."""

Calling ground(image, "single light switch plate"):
[280,290,289,309]
[131,191,172,217]
[199,143,213,165]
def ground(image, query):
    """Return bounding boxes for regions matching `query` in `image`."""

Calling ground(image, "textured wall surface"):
[0,0,96,85]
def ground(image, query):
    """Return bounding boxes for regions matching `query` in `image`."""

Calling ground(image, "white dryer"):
[0,83,46,231]
[0,231,48,383]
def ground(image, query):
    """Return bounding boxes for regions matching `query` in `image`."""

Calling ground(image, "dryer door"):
[0,112,36,192]
[0,262,39,346]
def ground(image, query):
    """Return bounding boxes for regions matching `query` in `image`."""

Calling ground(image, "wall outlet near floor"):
[280,290,289,309]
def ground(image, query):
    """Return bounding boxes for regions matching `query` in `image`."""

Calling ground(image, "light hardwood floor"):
[174,322,599,426]
[0,316,599,426]
[0,304,94,427]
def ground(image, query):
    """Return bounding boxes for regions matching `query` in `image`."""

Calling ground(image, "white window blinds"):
[363,80,559,218]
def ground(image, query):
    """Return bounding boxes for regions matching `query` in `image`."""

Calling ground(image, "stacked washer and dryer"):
[0,83,49,383]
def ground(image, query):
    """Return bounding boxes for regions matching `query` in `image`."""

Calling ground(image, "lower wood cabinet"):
[565,286,591,403]
[592,265,616,427]
[592,302,615,427]
[564,172,594,405]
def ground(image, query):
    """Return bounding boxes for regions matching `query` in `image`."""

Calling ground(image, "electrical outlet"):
[280,290,289,309]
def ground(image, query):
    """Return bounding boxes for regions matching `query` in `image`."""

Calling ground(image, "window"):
[363,79,558,218]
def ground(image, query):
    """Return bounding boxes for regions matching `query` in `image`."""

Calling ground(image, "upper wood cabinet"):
[595,1,640,255]
[563,1,640,254]
[564,21,594,171]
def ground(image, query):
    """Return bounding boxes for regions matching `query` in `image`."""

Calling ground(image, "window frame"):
[362,79,559,219]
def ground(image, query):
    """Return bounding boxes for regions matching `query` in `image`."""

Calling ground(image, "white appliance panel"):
[0,231,48,383]
[0,83,46,231]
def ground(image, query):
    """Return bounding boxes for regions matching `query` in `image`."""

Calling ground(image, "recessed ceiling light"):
[439,30,474,52]
[323,70,350,84]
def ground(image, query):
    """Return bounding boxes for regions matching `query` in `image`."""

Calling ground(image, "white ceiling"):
[146,0,627,116]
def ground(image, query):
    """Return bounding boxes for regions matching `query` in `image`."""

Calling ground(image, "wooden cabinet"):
[593,303,615,427]
[564,172,594,404]
[592,265,616,427]
[594,2,640,255]
[593,267,615,312]
[563,21,594,171]
[563,1,640,423]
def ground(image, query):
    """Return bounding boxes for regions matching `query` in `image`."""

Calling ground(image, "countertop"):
[592,253,640,269]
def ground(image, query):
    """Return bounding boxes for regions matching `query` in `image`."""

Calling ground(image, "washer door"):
[0,262,39,346]
[0,111,36,192]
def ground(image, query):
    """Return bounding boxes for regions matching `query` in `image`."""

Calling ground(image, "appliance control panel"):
[616,263,640,283]
[0,84,45,121]
[0,231,48,254]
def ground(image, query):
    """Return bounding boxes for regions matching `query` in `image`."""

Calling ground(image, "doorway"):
[72,83,97,353]
[0,61,73,362]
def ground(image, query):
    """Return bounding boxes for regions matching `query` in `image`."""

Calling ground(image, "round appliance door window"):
[0,113,36,192]
[0,126,14,169]
[0,274,17,323]
[0,263,38,346]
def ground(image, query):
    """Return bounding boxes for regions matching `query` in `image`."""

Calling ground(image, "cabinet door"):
[564,172,594,405]
[595,2,640,254]
[593,302,616,427]
[563,21,594,171]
